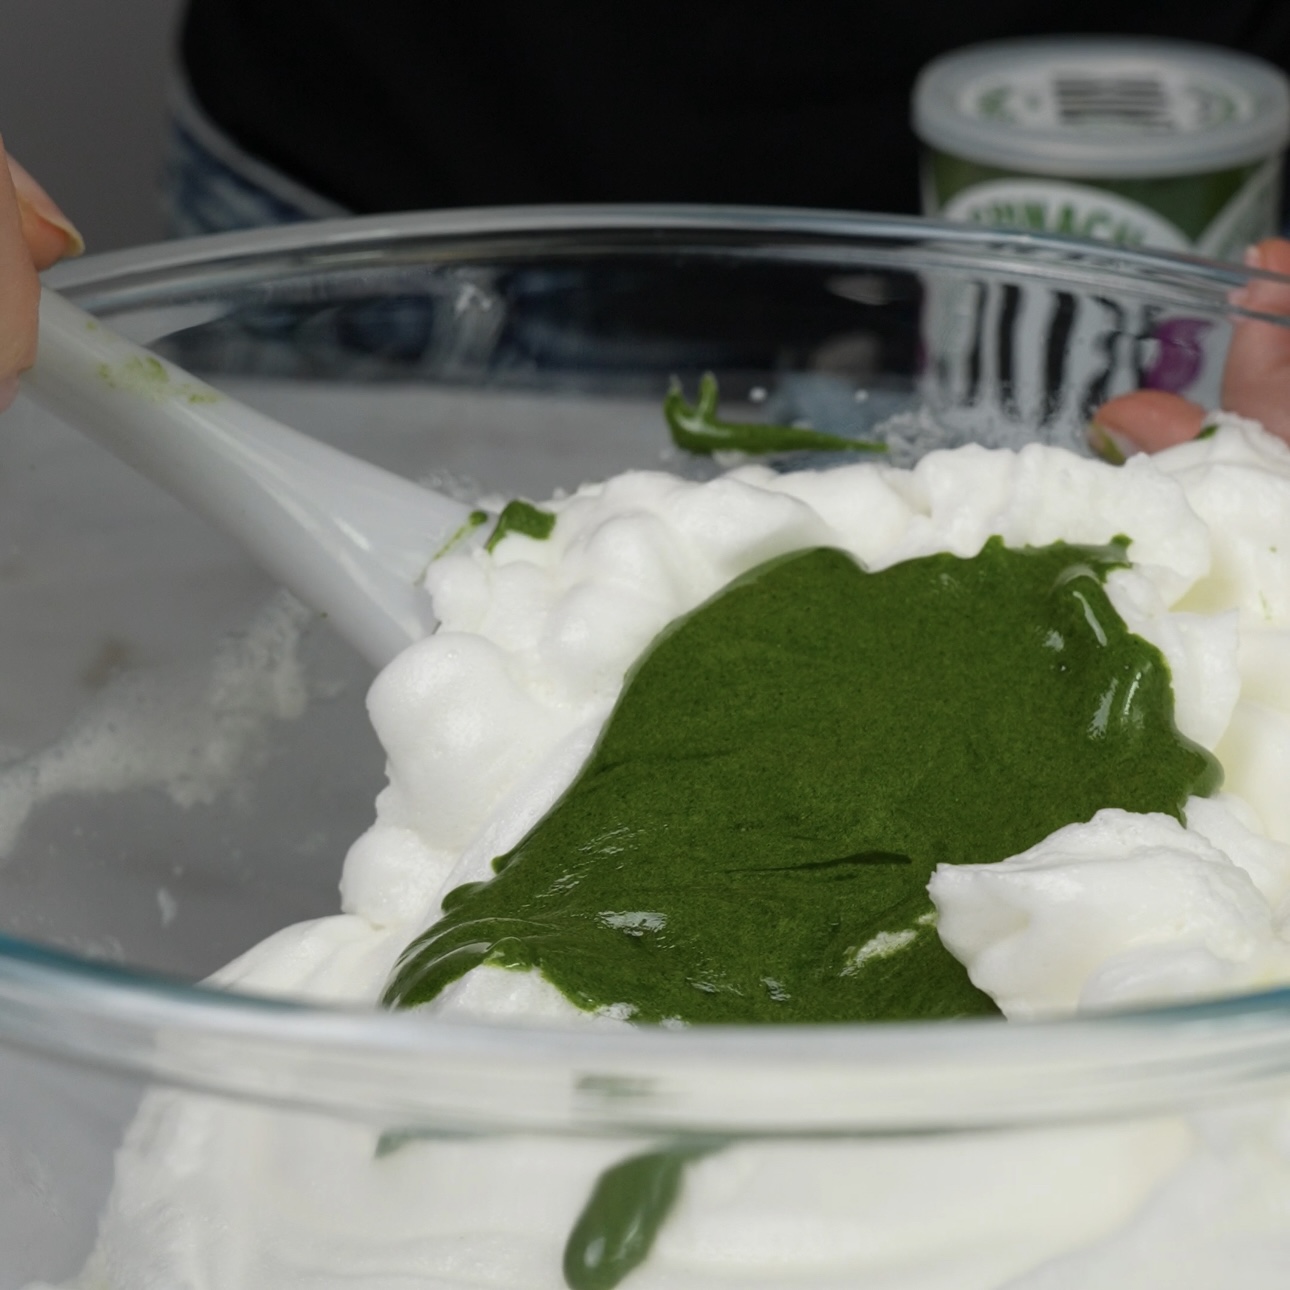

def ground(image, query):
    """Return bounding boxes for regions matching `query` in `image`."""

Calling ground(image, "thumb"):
[1090,390,1208,457]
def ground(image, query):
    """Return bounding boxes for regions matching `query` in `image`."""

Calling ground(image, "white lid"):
[913,37,1290,177]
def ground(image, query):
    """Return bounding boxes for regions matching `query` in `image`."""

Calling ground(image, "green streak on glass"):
[385,539,1220,1024]
[665,373,885,456]
[563,1143,718,1290]
[485,499,557,552]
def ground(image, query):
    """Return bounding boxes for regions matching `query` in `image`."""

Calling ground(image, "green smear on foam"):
[386,538,1218,1026]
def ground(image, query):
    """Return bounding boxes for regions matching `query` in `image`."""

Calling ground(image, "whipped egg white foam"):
[51,418,1290,1290]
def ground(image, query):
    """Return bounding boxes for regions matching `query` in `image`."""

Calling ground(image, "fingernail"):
[1229,244,1265,309]
[7,157,84,257]
[0,377,20,413]
[1087,420,1133,465]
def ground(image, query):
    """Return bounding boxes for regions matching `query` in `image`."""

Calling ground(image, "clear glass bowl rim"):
[10,203,1290,1136]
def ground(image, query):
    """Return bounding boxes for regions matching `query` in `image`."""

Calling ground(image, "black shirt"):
[181,1,1290,215]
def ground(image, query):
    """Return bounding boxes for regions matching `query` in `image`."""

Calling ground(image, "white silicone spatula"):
[22,288,476,668]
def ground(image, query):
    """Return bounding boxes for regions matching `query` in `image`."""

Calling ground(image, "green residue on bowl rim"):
[665,372,886,456]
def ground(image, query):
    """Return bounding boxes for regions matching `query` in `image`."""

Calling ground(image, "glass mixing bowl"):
[3,208,1289,1290]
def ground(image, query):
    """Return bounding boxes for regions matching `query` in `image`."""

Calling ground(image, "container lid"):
[913,38,1290,178]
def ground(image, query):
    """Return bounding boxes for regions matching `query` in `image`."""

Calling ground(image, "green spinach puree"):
[384,537,1219,1025]
[484,499,556,551]
[664,373,885,456]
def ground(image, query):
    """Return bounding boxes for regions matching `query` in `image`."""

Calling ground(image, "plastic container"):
[3,208,1290,1290]
[914,38,1290,259]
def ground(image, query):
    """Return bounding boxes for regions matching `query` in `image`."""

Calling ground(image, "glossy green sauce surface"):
[385,538,1219,1024]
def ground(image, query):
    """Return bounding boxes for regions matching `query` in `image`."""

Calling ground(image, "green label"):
[924,150,1278,256]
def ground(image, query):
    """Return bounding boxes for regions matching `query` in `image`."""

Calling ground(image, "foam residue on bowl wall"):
[0,592,312,858]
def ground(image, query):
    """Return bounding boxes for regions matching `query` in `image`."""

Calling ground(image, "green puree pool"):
[385,536,1220,1025]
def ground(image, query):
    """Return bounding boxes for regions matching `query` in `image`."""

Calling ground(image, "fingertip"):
[5,154,83,269]
[1232,238,1290,317]
[0,141,40,384]
[1223,240,1290,415]
[1246,238,1290,276]
[1091,391,1208,455]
